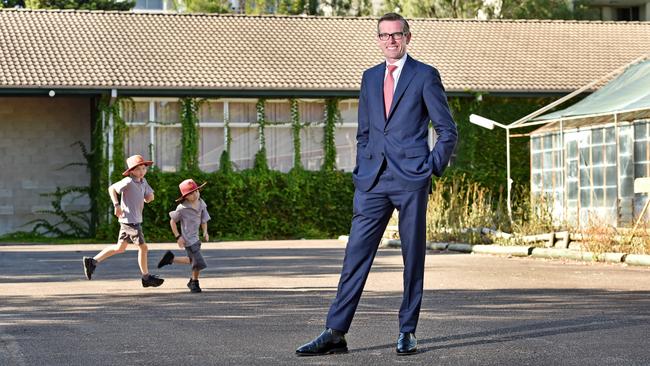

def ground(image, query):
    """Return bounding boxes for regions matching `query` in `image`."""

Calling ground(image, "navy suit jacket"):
[352,55,458,192]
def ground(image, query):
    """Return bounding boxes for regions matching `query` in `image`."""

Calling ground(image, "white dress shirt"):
[384,52,408,92]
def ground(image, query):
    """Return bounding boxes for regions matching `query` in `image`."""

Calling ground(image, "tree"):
[1,0,25,7]
[278,0,305,15]
[385,0,484,18]
[497,0,600,20]
[320,0,373,16]
[182,0,230,13]
[411,0,483,18]
[497,0,566,19]
[386,0,599,20]
[243,0,272,14]
[351,0,372,16]
[22,0,135,10]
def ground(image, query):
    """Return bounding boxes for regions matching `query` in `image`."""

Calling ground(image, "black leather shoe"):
[296,328,348,356]
[396,332,417,355]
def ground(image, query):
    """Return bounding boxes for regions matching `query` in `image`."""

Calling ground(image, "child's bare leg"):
[94,241,129,263]
[138,243,149,275]
[192,269,200,280]
[173,257,191,265]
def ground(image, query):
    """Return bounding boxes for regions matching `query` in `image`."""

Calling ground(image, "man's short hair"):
[377,13,410,35]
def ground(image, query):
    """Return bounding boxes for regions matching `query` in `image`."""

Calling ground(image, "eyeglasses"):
[378,32,407,41]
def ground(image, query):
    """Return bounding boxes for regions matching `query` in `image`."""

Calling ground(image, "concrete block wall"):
[0,97,91,236]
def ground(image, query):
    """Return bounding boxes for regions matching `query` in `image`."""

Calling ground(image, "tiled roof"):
[1,9,649,94]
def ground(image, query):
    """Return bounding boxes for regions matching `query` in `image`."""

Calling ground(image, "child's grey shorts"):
[185,242,207,271]
[118,223,145,245]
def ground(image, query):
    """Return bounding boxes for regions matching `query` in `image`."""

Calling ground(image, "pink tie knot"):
[387,64,398,74]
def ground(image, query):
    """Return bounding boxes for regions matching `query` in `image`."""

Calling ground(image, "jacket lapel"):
[386,55,416,123]
[369,64,387,122]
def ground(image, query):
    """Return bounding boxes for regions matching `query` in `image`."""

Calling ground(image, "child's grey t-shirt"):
[114,177,154,224]
[169,198,211,246]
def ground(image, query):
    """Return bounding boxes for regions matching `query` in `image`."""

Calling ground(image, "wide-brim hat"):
[175,179,207,202]
[122,155,154,176]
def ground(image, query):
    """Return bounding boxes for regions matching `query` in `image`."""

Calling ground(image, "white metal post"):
[257,99,263,150]
[551,119,569,221]
[149,101,156,162]
[506,128,512,220]
[469,114,513,220]
[614,113,620,227]
[224,101,230,151]
[108,113,114,178]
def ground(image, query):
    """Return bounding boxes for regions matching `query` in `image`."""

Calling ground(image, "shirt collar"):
[386,52,408,71]
[180,198,204,211]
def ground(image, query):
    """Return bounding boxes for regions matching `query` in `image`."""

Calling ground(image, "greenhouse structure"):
[529,59,650,227]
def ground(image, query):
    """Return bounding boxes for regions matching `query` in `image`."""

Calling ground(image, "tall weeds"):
[424,175,650,254]
[425,175,556,244]
[426,175,502,243]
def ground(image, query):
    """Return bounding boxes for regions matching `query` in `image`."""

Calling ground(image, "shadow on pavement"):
[0,247,408,283]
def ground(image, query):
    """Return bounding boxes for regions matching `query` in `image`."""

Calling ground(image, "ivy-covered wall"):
[93,96,354,241]
[18,94,560,241]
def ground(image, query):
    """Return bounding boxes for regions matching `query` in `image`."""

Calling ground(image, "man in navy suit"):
[296,12,458,356]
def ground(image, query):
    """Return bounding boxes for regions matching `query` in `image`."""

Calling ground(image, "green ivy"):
[110,100,127,183]
[254,99,269,171]
[23,94,121,238]
[24,141,96,238]
[26,185,92,237]
[254,148,269,172]
[97,96,130,234]
[219,103,233,173]
[180,97,201,172]
[290,98,303,170]
[88,96,110,236]
[323,98,340,171]
[219,150,233,174]
[28,94,564,241]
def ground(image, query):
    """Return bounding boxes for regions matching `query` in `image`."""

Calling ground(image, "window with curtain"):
[198,101,225,172]
[122,98,361,173]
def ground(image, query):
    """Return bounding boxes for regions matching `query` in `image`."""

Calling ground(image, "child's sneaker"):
[187,279,202,293]
[142,274,164,287]
[82,257,97,280]
[157,250,175,268]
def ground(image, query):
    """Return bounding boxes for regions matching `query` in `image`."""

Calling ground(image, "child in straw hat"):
[82,154,164,288]
[157,179,211,293]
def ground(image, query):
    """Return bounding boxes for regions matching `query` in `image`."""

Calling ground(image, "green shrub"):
[96,169,355,242]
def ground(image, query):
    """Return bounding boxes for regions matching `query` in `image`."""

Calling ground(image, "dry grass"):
[425,178,557,245]
[417,176,650,255]
[579,216,618,256]
[579,216,650,256]
[426,175,504,244]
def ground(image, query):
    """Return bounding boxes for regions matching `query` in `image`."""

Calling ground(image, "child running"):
[82,154,164,288]
[157,179,210,293]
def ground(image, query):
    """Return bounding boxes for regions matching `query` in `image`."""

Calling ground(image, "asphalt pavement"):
[1,240,649,365]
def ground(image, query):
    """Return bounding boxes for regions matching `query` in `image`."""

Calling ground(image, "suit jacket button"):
[383,131,388,135]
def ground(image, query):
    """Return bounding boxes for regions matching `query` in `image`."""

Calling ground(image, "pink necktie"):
[384,64,398,118]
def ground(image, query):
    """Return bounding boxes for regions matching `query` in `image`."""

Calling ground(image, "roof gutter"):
[0,88,577,99]
[0,88,362,98]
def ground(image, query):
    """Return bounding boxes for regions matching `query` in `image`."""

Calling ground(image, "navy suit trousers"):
[326,163,429,334]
